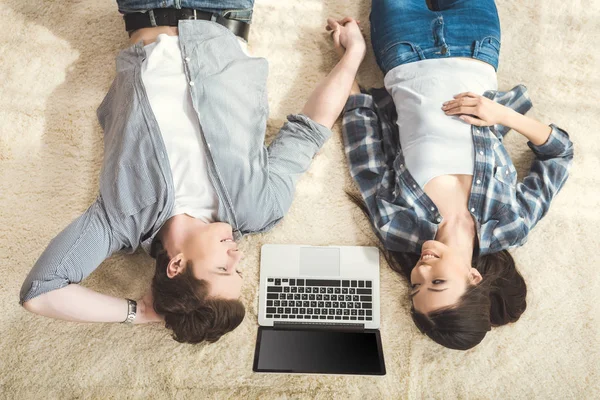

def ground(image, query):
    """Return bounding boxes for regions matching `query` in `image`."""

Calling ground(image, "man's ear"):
[166,253,186,279]
[469,267,483,285]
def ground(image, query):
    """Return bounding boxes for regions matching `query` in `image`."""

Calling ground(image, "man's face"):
[180,222,244,300]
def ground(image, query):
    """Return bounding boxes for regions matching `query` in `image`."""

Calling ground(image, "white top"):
[384,58,498,188]
[141,34,218,223]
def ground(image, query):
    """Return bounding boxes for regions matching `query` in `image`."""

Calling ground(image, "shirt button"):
[436,217,442,223]
[430,207,435,211]
[189,81,195,86]
[185,57,190,62]
[476,179,481,184]
[412,184,416,189]
[470,208,475,213]
[479,151,484,155]
[505,170,509,175]
[400,164,404,168]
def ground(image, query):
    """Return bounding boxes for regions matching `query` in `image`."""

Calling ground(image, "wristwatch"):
[122,299,137,325]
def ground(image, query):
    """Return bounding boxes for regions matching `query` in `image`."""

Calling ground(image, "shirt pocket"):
[494,164,517,186]
[107,164,158,217]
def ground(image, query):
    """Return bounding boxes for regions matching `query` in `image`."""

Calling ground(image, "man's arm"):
[265,17,366,219]
[20,198,159,324]
[301,18,366,129]
[24,285,159,324]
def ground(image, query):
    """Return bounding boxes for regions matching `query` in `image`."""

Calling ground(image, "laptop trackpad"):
[299,247,340,276]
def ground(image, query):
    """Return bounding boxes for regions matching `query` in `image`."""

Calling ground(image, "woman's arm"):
[443,92,574,234]
[301,17,366,129]
[442,91,552,144]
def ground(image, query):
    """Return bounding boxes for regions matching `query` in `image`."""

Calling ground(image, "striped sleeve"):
[20,198,120,304]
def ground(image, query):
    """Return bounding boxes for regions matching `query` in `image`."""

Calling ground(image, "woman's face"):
[410,240,482,314]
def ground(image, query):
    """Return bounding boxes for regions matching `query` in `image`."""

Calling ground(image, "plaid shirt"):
[342,84,573,256]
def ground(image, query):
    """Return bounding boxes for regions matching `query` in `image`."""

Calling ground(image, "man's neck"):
[158,214,204,258]
[435,213,476,264]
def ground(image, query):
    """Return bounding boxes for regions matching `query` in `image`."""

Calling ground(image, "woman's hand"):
[442,92,511,126]
[326,17,366,62]
[134,290,163,324]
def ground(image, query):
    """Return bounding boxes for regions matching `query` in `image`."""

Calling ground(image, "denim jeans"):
[370,0,501,74]
[117,0,254,22]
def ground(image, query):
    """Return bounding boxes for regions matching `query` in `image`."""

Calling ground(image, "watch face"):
[124,299,137,324]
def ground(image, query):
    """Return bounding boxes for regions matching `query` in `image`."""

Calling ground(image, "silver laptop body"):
[258,244,381,330]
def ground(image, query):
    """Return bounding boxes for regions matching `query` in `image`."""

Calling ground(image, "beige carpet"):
[1,0,599,398]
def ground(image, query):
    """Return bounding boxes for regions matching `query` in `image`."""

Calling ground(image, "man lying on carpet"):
[19,0,367,344]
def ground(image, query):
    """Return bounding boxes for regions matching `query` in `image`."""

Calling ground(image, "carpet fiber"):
[1,0,599,398]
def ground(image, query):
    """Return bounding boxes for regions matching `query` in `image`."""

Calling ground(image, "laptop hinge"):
[273,322,365,331]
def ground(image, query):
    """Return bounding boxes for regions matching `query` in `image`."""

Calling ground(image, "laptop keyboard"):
[265,278,373,322]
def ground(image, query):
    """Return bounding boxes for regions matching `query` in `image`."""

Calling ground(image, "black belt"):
[124,8,250,41]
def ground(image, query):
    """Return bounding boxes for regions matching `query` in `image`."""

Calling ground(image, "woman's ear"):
[469,267,483,285]
[166,253,186,279]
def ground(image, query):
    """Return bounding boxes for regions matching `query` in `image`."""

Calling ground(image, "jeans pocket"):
[378,41,422,72]
[222,8,253,22]
[481,36,501,51]
[380,41,418,59]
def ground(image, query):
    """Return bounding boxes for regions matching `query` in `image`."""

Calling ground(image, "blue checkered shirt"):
[342,84,573,256]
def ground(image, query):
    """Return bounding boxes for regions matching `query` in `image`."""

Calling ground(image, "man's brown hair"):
[151,243,245,344]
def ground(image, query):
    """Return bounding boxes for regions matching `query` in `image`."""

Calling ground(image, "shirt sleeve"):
[266,114,332,218]
[19,197,120,304]
[342,94,387,196]
[486,84,533,138]
[516,124,574,243]
[342,94,423,253]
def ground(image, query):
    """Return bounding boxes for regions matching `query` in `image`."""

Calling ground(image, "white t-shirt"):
[384,58,498,188]
[141,34,218,222]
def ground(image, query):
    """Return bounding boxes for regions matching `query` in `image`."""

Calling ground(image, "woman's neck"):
[435,213,476,265]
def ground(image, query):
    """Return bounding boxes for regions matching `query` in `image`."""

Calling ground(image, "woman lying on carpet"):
[19,0,367,344]
[340,0,573,350]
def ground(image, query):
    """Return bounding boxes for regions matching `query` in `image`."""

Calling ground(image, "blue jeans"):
[117,0,254,22]
[370,0,501,74]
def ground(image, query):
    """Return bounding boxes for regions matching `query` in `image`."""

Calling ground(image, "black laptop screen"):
[253,327,385,375]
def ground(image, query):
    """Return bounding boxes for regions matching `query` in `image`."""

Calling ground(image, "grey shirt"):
[20,21,331,304]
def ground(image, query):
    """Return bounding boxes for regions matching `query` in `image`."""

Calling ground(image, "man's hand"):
[134,290,163,324]
[442,92,510,127]
[326,17,366,62]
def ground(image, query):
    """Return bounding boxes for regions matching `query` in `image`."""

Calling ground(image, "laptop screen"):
[253,327,385,375]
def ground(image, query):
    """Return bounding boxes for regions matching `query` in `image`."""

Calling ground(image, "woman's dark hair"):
[151,243,245,344]
[347,193,527,350]
[391,250,527,350]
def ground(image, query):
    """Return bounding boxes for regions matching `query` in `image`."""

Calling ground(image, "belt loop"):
[210,13,217,22]
[148,10,157,27]
[473,40,480,58]
[193,9,197,20]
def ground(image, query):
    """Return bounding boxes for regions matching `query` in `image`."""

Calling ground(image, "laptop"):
[253,244,386,376]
